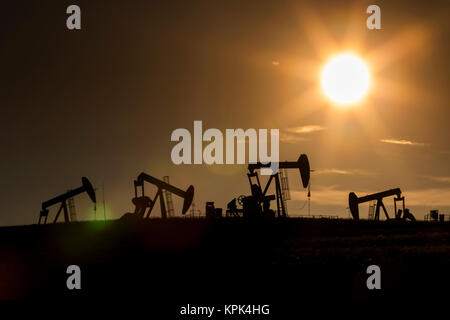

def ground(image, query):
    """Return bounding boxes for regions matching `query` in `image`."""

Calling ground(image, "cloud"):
[286,125,326,134]
[279,132,309,143]
[405,188,450,206]
[425,176,450,183]
[280,125,326,143]
[380,138,426,147]
[314,168,373,176]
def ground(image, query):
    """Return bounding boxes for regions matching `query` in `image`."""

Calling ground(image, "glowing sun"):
[321,53,370,106]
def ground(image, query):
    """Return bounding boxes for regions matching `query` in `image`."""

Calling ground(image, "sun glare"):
[321,53,370,106]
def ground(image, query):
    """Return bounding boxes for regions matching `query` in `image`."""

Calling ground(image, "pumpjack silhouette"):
[227,154,310,218]
[349,188,416,221]
[38,177,96,224]
[120,172,194,220]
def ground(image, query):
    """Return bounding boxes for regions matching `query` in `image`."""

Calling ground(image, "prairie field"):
[0,218,448,305]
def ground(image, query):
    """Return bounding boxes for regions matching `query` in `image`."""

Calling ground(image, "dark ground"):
[0,218,449,313]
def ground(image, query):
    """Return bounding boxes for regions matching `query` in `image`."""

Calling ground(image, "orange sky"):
[1,0,449,225]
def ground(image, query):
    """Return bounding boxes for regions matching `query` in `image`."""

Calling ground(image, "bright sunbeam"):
[321,53,370,106]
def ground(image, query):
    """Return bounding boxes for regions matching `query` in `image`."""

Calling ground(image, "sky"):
[1,0,449,225]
